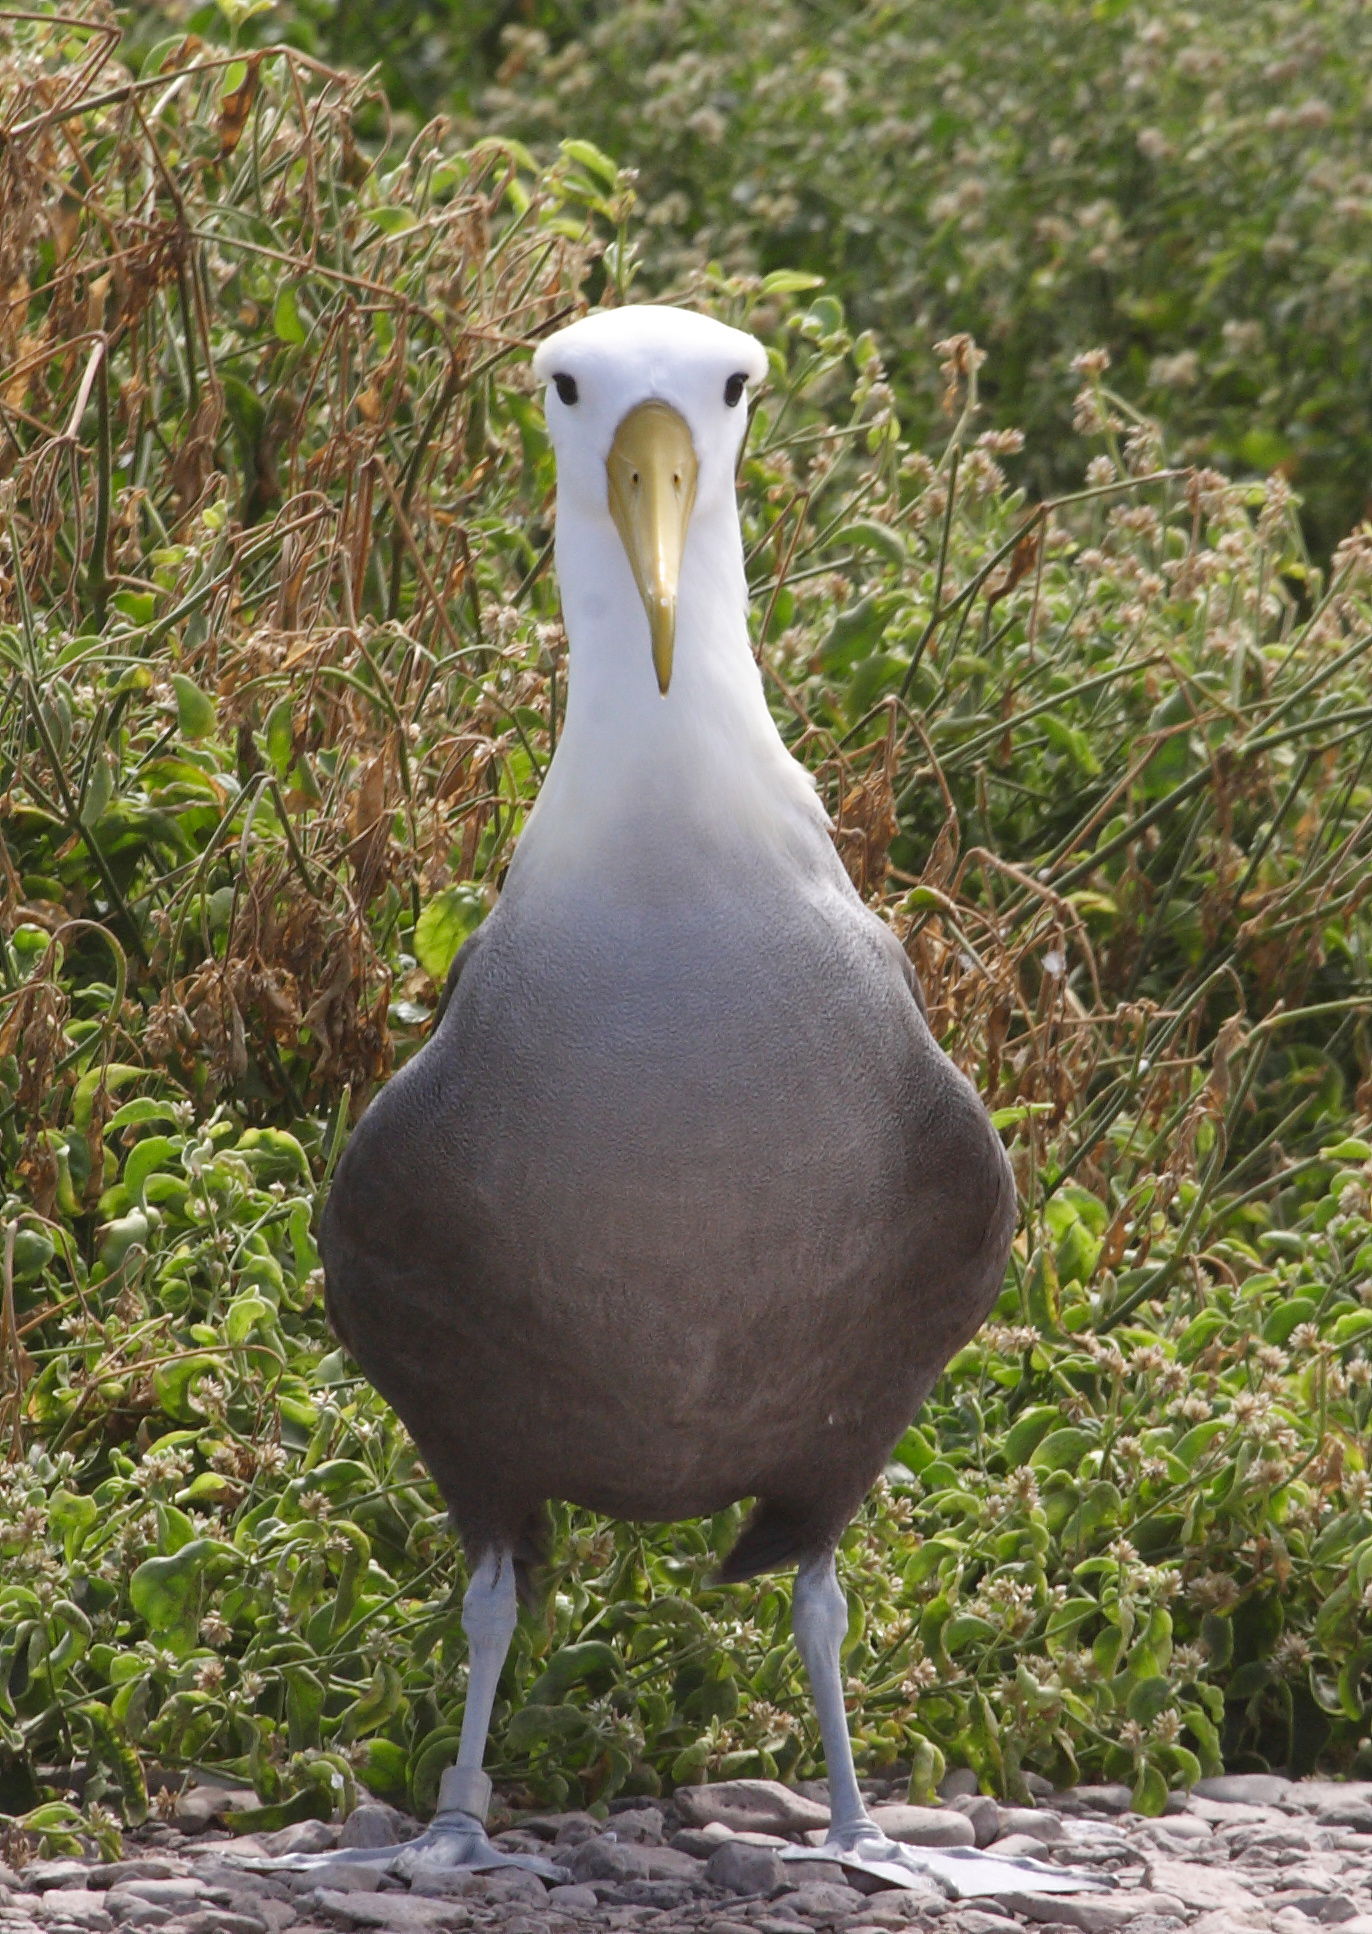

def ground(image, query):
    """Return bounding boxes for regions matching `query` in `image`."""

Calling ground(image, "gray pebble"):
[257,1821,338,1860]
[704,1842,785,1896]
[672,1828,731,1857]
[546,1885,599,1912]
[772,1879,868,1918]
[601,1809,663,1847]
[472,1870,548,1906]
[338,1806,416,1851]
[22,1867,92,1896]
[868,1804,975,1848]
[1053,1784,1135,1816]
[566,1840,652,1885]
[997,1807,1064,1844]
[30,1890,111,1929]
[173,1916,266,1934]
[1193,1772,1295,1807]
[945,1796,1002,1848]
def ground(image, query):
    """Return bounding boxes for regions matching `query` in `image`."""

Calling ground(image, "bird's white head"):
[533,306,768,696]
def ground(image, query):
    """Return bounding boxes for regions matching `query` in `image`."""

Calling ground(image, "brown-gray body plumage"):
[322,862,1015,1581]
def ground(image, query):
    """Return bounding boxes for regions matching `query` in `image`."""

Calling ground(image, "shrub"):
[470,0,1372,553]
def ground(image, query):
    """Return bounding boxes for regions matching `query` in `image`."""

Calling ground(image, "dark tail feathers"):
[716,1500,817,1584]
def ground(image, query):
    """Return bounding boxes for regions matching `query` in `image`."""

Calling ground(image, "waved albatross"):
[275,307,1099,1901]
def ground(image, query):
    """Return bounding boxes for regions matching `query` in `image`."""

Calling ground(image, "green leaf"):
[340,1660,404,1741]
[415,885,487,983]
[1031,1426,1095,1472]
[129,1541,213,1652]
[171,673,216,739]
[368,204,417,235]
[1131,1762,1169,1816]
[272,283,307,346]
[559,138,620,186]
[760,269,826,295]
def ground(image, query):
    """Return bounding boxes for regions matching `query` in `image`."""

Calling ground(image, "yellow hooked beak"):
[606,401,698,695]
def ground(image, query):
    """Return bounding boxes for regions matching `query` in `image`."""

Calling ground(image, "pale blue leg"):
[783,1552,1110,1902]
[242,1548,568,1882]
[790,1553,874,1844]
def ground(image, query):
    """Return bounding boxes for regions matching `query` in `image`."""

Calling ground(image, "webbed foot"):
[781,1829,1111,1901]
[228,1768,570,1886]
[231,1811,568,1883]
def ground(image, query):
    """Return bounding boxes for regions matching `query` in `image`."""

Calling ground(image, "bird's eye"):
[723,372,747,408]
[552,373,579,406]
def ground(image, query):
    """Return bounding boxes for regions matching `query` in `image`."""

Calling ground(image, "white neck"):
[505,491,834,908]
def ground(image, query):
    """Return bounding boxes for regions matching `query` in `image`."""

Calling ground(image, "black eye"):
[723,372,747,408]
[552,372,579,406]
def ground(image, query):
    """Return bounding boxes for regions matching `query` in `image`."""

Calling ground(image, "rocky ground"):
[3,1774,1372,1934]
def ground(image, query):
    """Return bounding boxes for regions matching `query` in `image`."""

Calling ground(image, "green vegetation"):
[1,2,1371,1854]
[148,0,1372,552]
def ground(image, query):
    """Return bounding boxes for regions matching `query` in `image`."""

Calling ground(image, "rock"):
[610,1879,700,1910]
[285,1862,383,1894]
[566,1838,653,1884]
[939,1770,981,1801]
[552,1813,609,1848]
[104,1884,208,1912]
[402,1871,485,1901]
[850,1895,940,1927]
[1313,1800,1372,1832]
[102,1905,176,1930]
[33,1890,113,1929]
[309,1890,470,1930]
[490,1830,546,1855]
[1053,1786,1135,1817]
[546,1884,599,1912]
[1189,1916,1282,1934]
[172,1788,259,1834]
[674,1781,831,1836]
[472,1870,548,1906]
[673,1825,733,1856]
[998,1893,1187,1930]
[1137,1814,1212,1844]
[339,1805,414,1850]
[946,1916,1024,1934]
[1282,1898,1359,1924]
[243,1898,297,1934]
[947,1795,1003,1848]
[1144,1856,1267,1914]
[1286,1782,1372,1815]
[604,1807,664,1846]
[1187,1797,1279,1826]
[775,1863,849,1888]
[258,1819,338,1858]
[86,1867,187,1895]
[26,1864,94,1894]
[174,1915,266,1934]
[868,1804,976,1848]
[982,1834,1056,1860]
[644,1847,707,1883]
[996,1807,1064,1844]
[704,1842,786,1896]
[775,1879,869,1918]
[1194,1774,1295,1808]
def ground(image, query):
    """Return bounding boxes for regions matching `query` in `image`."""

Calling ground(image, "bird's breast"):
[324,879,1008,1519]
